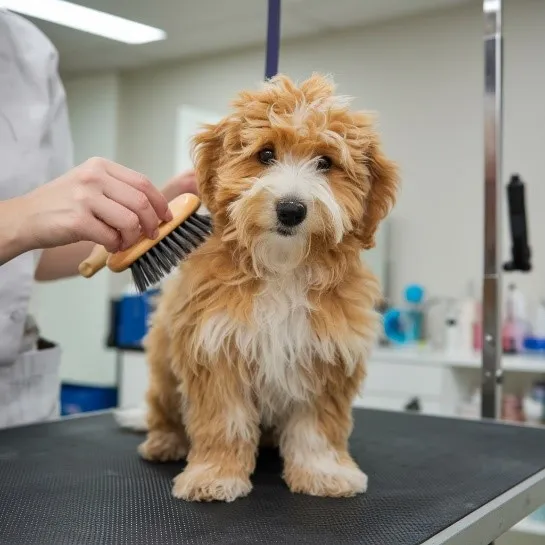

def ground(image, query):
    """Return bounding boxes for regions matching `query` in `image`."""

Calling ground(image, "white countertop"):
[370,344,545,373]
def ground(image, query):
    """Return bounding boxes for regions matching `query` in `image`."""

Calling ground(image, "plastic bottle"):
[405,284,425,343]
[523,394,543,427]
[459,282,477,354]
[472,301,482,352]
[444,317,459,354]
[502,283,526,354]
[513,286,528,352]
[512,284,527,352]
[534,301,545,341]
[522,300,545,353]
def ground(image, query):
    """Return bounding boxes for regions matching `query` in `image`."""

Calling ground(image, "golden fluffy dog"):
[138,73,399,502]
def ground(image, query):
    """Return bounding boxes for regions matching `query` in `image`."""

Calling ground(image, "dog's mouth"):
[275,226,296,237]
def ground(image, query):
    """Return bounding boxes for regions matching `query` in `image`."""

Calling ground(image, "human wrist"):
[161,172,198,202]
[161,177,182,202]
[0,196,36,264]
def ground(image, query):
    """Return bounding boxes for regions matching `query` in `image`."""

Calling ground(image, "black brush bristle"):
[130,212,213,293]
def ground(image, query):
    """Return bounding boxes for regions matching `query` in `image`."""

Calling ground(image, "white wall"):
[37,0,545,380]
[30,73,120,386]
[116,0,545,311]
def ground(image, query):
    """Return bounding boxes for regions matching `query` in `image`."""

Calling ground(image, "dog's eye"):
[316,156,332,171]
[258,148,276,165]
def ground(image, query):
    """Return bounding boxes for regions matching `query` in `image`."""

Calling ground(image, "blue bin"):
[115,289,159,348]
[60,383,118,416]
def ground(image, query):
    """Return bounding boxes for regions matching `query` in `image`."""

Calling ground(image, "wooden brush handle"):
[107,193,202,273]
[78,244,110,278]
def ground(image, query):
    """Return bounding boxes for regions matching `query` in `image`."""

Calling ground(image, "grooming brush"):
[78,193,212,292]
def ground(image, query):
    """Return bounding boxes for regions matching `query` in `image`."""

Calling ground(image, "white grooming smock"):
[0,9,74,428]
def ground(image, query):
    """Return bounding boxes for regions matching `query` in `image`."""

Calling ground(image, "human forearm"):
[160,171,198,202]
[35,241,95,281]
[161,177,184,203]
[0,197,35,265]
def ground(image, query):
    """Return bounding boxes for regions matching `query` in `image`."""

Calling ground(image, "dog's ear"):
[354,137,399,250]
[191,118,230,213]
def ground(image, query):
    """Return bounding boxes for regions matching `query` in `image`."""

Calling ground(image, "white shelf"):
[371,346,449,365]
[448,354,545,373]
[371,345,545,374]
[512,517,545,536]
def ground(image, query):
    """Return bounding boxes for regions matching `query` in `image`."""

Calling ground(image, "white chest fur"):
[199,276,315,395]
[201,278,318,425]
[198,274,372,418]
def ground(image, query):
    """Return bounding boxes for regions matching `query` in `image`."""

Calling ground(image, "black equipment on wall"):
[503,174,532,273]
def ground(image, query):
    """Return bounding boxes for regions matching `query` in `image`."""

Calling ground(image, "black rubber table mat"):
[1,409,545,545]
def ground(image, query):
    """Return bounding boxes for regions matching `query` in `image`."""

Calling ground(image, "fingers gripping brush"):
[78,194,212,292]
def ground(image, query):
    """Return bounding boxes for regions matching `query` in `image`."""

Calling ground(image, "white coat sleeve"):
[44,48,74,182]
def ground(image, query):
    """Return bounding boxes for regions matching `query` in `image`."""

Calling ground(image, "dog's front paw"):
[284,459,368,498]
[172,463,252,502]
[138,431,187,462]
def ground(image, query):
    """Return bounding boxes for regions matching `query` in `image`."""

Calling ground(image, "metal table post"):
[481,0,503,422]
[482,2,503,543]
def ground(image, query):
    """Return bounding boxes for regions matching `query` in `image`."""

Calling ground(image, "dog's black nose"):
[276,199,307,227]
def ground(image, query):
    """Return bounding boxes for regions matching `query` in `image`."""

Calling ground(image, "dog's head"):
[192,73,399,275]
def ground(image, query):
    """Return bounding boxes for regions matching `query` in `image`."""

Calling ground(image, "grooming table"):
[1,409,545,545]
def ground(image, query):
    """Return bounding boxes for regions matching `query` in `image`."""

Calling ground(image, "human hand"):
[18,157,173,254]
[161,170,198,202]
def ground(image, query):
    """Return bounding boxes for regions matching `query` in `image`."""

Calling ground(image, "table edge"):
[422,467,545,545]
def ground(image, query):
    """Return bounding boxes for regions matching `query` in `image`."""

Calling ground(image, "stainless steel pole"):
[482,0,503,422]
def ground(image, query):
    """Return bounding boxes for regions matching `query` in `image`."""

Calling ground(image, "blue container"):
[60,383,118,416]
[116,289,159,348]
[524,337,545,352]
[383,308,421,345]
